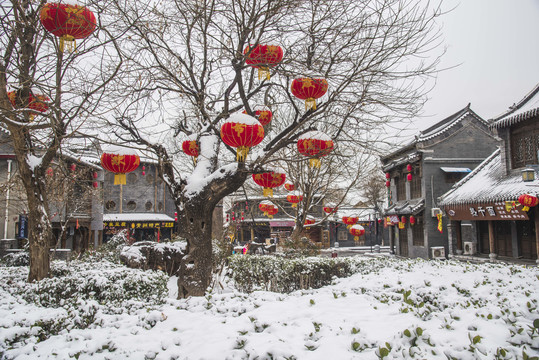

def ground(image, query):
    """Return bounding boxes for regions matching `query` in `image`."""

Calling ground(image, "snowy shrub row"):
[1,261,168,310]
[228,255,386,293]
[120,240,186,275]
[0,251,29,267]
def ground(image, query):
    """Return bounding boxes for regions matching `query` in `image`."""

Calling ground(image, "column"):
[488,220,497,261]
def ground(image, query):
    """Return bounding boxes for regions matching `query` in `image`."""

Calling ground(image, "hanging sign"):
[444,202,528,221]
[437,213,443,233]
[18,214,28,239]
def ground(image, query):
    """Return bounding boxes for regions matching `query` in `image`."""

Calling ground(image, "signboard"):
[444,202,529,221]
[18,214,28,239]
[269,221,295,227]
[103,221,175,229]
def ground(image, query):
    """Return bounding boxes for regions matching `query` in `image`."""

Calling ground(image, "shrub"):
[280,236,320,257]
[228,255,358,293]
[0,251,29,267]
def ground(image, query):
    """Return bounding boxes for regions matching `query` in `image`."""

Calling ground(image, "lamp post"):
[521,168,535,182]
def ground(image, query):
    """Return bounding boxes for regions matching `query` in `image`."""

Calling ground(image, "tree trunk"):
[177,204,214,298]
[25,182,54,282]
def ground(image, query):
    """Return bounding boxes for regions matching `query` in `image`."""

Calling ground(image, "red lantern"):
[221,113,265,162]
[92,181,98,188]
[242,109,273,126]
[175,212,178,222]
[304,216,315,227]
[244,44,284,80]
[182,136,199,163]
[92,171,98,179]
[378,218,383,224]
[297,131,334,168]
[40,2,97,52]
[385,180,391,187]
[46,167,54,177]
[259,201,273,216]
[401,216,407,224]
[291,78,328,110]
[266,205,278,219]
[286,191,303,208]
[7,91,49,119]
[142,165,146,176]
[385,172,390,179]
[100,151,140,185]
[406,164,412,172]
[284,182,295,191]
[407,173,412,182]
[409,216,416,225]
[70,164,76,172]
[252,171,286,197]
[518,194,539,212]
[342,216,358,229]
[323,205,337,214]
[349,224,365,241]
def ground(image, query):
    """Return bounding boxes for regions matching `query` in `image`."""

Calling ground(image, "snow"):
[101,145,139,156]
[1,257,539,359]
[298,130,332,141]
[226,112,260,126]
[350,224,364,231]
[26,154,43,171]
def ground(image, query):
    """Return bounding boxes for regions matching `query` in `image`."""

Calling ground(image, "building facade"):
[440,84,539,263]
[382,105,499,259]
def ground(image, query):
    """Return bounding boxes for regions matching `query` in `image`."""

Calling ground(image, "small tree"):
[0,0,122,281]
[106,0,443,297]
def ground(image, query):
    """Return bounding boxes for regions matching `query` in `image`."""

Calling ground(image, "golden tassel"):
[354,236,359,241]
[236,146,249,162]
[292,203,297,208]
[192,157,197,166]
[258,67,271,81]
[305,98,316,110]
[523,205,529,212]
[114,173,126,185]
[60,35,76,53]
[263,188,273,197]
[309,158,321,168]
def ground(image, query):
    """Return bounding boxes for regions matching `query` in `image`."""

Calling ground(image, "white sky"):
[415,0,539,131]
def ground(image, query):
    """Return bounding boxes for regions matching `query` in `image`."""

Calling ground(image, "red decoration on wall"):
[410,215,416,225]
[406,164,412,172]
[92,181,98,188]
[100,152,140,185]
[242,109,273,126]
[297,131,334,168]
[385,180,391,187]
[40,2,97,52]
[407,173,412,182]
[252,171,286,197]
[244,44,284,80]
[401,216,407,224]
[291,78,328,110]
[518,194,539,212]
[220,114,265,162]
[92,171,98,179]
[385,172,390,179]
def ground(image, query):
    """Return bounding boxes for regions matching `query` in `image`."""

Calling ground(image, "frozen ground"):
[1,255,538,359]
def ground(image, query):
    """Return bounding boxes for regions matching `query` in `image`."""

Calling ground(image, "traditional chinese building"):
[439,84,539,262]
[382,104,499,259]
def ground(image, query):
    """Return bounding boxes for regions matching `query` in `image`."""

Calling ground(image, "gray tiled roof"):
[491,83,539,129]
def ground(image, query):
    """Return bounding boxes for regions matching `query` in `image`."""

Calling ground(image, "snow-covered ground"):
[1,256,539,359]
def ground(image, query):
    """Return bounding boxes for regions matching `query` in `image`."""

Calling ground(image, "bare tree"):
[0,0,122,281]
[106,0,443,297]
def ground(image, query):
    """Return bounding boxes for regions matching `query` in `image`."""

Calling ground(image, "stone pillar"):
[455,221,463,254]
[488,220,497,261]
[389,226,395,254]
[447,221,455,255]
[510,221,519,258]
[535,214,539,264]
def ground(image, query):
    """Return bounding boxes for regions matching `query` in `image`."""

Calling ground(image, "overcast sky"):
[414,0,539,131]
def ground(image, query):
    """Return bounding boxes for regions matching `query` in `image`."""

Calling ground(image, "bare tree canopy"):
[0,0,122,281]
[106,0,442,297]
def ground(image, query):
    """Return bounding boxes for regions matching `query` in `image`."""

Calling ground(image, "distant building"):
[381,105,499,259]
[440,84,539,263]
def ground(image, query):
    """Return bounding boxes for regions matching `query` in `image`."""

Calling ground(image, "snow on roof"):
[439,149,539,205]
[103,213,175,222]
[491,83,539,129]
[440,167,472,173]
[384,198,425,215]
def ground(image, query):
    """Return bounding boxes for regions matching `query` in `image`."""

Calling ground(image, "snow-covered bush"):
[0,251,29,267]
[228,255,363,293]
[280,236,320,257]
[79,230,130,263]
[120,240,186,275]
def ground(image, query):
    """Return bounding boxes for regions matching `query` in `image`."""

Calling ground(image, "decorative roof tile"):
[491,83,539,129]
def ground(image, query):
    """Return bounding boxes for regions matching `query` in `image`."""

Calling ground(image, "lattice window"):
[396,176,406,201]
[410,166,422,199]
[511,121,539,169]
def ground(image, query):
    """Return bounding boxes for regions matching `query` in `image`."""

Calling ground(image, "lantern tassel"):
[269,215,273,219]
[192,157,197,166]
[305,98,316,110]
[292,203,297,208]
[263,188,273,197]
[354,236,359,241]
[114,173,127,185]
[237,146,249,162]
[60,35,76,53]
[309,158,321,168]
[257,67,271,81]
[522,205,530,212]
